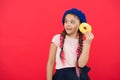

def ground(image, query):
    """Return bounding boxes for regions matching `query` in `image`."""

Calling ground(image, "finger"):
[85,32,94,40]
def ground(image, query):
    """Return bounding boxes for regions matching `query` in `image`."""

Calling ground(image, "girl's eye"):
[64,20,67,23]
[71,21,75,24]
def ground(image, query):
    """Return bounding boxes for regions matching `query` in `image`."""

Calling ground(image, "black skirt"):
[53,66,90,80]
[53,67,79,80]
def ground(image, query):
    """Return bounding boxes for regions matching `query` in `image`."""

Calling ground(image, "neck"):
[67,33,79,39]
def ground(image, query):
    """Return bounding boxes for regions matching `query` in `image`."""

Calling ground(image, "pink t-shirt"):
[52,34,79,69]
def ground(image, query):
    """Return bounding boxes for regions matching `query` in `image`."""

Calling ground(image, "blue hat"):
[62,8,87,25]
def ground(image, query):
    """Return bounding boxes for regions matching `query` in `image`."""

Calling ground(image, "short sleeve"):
[51,34,60,47]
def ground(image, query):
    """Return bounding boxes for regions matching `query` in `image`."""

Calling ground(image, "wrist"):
[84,41,92,45]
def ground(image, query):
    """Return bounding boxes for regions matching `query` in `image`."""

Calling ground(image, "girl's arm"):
[47,42,57,80]
[78,32,94,67]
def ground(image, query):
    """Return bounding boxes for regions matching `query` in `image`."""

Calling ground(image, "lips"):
[66,28,72,30]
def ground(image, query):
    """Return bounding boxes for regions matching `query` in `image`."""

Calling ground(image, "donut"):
[79,23,92,34]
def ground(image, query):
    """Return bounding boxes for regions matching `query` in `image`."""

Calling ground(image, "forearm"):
[47,62,54,80]
[78,42,91,67]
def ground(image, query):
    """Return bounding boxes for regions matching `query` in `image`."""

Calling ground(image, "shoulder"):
[51,34,61,47]
[52,34,61,39]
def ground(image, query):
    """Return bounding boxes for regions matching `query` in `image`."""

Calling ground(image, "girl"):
[47,8,94,80]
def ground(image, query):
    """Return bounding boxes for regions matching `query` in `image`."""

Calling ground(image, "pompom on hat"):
[62,8,87,25]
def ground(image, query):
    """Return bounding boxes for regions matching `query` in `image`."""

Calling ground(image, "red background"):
[0,0,120,80]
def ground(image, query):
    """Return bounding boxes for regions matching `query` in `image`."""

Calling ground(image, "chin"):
[66,32,72,35]
[66,31,71,34]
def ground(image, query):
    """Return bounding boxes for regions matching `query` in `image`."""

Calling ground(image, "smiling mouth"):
[66,28,72,30]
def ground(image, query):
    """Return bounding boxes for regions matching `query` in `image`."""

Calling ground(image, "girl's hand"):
[84,32,94,44]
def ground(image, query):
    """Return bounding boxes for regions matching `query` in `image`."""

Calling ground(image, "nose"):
[67,22,71,26]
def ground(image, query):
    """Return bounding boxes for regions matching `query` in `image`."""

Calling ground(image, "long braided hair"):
[59,24,84,60]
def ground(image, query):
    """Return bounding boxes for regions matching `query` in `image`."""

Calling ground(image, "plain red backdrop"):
[0,0,120,80]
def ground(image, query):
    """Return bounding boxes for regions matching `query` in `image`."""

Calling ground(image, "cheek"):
[73,26,79,32]
[64,24,67,29]
[73,25,79,30]
[64,23,68,27]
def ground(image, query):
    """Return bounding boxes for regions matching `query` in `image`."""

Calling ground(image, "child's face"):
[64,14,80,36]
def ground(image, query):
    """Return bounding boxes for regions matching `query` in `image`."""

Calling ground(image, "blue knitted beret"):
[62,8,87,25]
